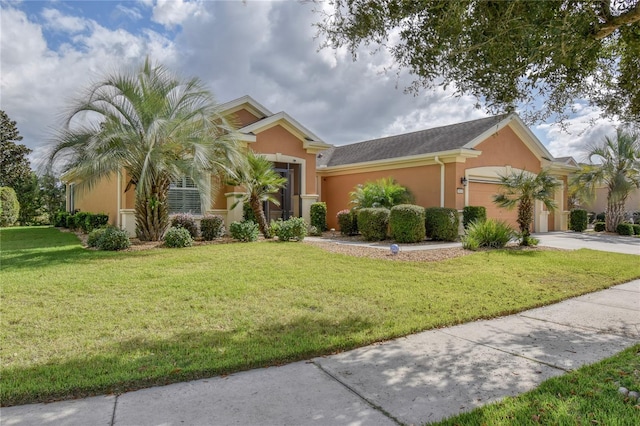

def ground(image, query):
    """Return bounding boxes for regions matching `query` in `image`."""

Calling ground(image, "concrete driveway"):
[534,231,640,255]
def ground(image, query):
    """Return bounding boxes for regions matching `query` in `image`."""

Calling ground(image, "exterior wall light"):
[460,177,468,186]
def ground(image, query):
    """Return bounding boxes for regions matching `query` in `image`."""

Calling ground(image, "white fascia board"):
[239,111,332,150]
[317,148,480,175]
[219,95,273,118]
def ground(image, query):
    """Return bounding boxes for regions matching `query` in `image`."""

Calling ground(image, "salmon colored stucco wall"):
[320,165,442,229]
[230,109,261,128]
[465,127,542,173]
[71,173,119,226]
[251,124,318,195]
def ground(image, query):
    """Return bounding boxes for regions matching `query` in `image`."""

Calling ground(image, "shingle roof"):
[318,114,510,168]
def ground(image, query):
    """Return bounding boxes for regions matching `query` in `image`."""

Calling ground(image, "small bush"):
[616,222,634,236]
[310,202,327,232]
[596,212,606,222]
[66,214,77,230]
[74,212,92,233]
[569,209,588,232]
[274,217,307,242]
[88,213,109,231]
[462,206,487,229]
[97,226,130,251]
[164,226,193,248]
[519,234,540,247]
[87,228,107,248]
[425,207,459,242]
[230,220,259,242]
[54,211,71,228]
[389,204,425,243]
[337,209,358,236]
[308,225,322,236]
[594,222,606,232]
[462,219,514,250]
[632,224,640,235]
[200,214,225,240]
[357,208,390,241]
[0,187,20,227]
[170,213,198,238]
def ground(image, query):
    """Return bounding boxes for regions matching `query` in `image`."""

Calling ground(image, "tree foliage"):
[349,177,413,209]
[316,0,640,123]
[49,59,241,241]
[228,150,287,238]
[0,110,32,189]
[493,169,560,245]
[572,128,640,232]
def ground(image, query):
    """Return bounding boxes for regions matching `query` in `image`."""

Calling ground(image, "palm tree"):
[49,59,241,241]
[493,169,560,245]
[572,129,640,232]
[228,150,287,238]
[349,177,413,209]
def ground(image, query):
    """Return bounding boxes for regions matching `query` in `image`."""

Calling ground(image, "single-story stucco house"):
[64,95,578,235]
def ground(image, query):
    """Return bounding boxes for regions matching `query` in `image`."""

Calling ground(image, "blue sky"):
[1,0,620,163]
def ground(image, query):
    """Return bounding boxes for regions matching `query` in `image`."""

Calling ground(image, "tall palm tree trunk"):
[135,181,170,241]
[605,196,626,233]
[250,196,271,238]
[517,197,533,239]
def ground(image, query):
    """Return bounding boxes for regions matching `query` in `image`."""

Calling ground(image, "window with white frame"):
[168,177,202,214]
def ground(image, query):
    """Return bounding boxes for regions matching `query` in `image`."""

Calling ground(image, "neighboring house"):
[64,96,578,235]
[580,187,640,216]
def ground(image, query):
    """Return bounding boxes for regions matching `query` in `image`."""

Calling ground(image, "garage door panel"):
[469,182,519,229]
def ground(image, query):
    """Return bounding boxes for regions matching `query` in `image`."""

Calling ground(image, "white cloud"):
[41,8,88,33]
[115,4,143,21]
[151,0,207,29]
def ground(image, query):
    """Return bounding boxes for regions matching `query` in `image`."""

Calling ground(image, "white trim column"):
[225,192,245,227]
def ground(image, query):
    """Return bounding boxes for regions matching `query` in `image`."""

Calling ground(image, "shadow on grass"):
[1,315,374,407]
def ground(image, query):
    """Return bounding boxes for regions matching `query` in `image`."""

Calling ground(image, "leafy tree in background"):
[316,0,640,123]
[49,59,241,241]
[228,150,287,238]
[0,110,32,189]
[39,173,65,219]
[494,169,560,245]
[572,129,640,232]
[15,172,42,225]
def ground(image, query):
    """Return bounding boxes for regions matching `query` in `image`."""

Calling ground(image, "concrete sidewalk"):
[3,280,639,426]
[533,231,640,255]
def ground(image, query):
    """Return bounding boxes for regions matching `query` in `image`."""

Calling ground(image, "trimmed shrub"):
[88,213,109,231]
[569,209,588,232]
[616,222,634,236]
[337,209,358,236]
[462,206,487,229]
[357,208,390,241]
[87,227,107,248]
[54,211,71,228]
[200,214,225,240]
[594,222,606,232]
[310,202,327,232]
[425,207,459,242]
[274,217,307,242]
[308,225,322,236]
[230,220,259,242]
[170,213,198,238]
[596,212,606,222]
[97,226,130,251]
[588,212,597,224]
[164,226,193,248]
[243,202,257,223]
[0,187,20,227]
[389,204,425,243]
[74,212,92,233]
[66,214,77,230]
[462,219,515,250]
[632,224,640,235]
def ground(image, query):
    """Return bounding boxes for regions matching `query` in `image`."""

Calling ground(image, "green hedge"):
[310,202,327,232]
[389,204,425,243]
[462,206,486,229]
[357,208,390,241]
[569,209,588,232]
[337,209,358,236]
[425,207,459,241]
[164,226,194,248]
[0,187,20,227]
[230,220,259,242]
[617,223,634,236]
[273,217,307,242]
[200,215,225,240]
[632,224,640,235]
[594,222,606,232]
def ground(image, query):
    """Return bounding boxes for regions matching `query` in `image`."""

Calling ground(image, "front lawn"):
[433,344,640,425]
[2,227,639,406]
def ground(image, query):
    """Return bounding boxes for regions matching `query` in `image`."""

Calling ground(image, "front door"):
[265,167,294,222]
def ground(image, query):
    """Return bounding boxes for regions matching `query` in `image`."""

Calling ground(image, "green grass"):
[2,226,640,406]
[432,344,640,425]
